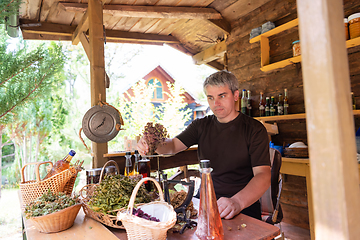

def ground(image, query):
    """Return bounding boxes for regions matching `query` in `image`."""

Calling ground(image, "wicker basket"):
[80,160,126,228]
[20,161,77,207]
[117,177,177,240]
[29,203,82,233]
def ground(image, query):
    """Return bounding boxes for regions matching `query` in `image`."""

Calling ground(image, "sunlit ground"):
[0,188,22,240]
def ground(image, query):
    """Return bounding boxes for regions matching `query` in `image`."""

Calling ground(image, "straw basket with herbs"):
[80,160,152,228]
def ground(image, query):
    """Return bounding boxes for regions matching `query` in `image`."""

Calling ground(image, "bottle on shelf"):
[131,150,140,175]
[284,89,289,115]
[259,92,265,117]
[138,157,151,191]
[352,92,356,110]
[124,152,132,176]
[277,94,284,115]
[265,97,270,116]
[195,160,224,240]
[270,96,276,116]
[43,150,76,179]
[247,90,252,117]
[241,89,247,114]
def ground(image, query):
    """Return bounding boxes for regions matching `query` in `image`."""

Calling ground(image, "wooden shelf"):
[255,110,360,122]
[250,18,360,72]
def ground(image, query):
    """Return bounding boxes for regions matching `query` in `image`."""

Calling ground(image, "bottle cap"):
[134,150,139,154]
[69,150,76,157]
[126,151,131,155]
[200,160,211,168]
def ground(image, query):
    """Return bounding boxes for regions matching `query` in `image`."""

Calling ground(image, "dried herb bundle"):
[24,189,78,218]
[89,175,151,216]
[142,122,169,155]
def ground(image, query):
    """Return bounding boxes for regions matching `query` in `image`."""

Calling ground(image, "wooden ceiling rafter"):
[72,10,89,45]
[60,2,223,20]
[192,40,227,65]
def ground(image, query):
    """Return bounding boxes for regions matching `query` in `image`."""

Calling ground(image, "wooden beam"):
[297,0,360,239]
[20,20,75,37]
[60,2,222,19]
[72,10,89,45]
[192,40,227,65]
[207,19,231,35]
[105,29,179,44]
[88,0,107,168]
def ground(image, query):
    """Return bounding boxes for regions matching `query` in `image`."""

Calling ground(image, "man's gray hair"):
[203,70,239,94]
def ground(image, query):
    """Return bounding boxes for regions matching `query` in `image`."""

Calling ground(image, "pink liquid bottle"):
[195,160,224,240]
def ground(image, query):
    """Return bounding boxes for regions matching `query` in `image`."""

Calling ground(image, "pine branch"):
[0,0,16,14]
[0,58,43,87]
[0,63,55,119]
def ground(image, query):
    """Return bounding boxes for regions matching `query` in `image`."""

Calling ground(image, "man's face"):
[205,84,239,123]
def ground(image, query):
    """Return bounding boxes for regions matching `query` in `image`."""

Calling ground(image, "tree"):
[0,0,21,24]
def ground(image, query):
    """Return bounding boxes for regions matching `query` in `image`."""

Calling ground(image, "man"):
[137,70,271,220]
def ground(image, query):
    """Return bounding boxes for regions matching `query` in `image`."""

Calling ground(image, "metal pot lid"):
[82,104,121,143]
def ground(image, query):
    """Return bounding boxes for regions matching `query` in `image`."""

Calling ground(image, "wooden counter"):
[280,158,360,240]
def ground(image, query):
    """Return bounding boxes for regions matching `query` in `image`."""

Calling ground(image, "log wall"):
[226,0,360,229]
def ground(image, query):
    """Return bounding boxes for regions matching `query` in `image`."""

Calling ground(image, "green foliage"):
[0,0,22,24]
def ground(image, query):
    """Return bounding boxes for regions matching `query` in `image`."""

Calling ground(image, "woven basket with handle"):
[117,177,177,240]
[19,161,77,207]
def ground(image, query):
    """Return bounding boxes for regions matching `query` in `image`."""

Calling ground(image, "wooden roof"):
[18,0,270,70]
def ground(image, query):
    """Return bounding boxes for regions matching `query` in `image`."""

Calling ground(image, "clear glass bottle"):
[124,152,132,176]
[43,150,76,179]
[259,92,265,117]
[284,89,289,115]
[247,90,252,117]
[131,150,140,175]
[241,89,247,114]
[195,160,224,240]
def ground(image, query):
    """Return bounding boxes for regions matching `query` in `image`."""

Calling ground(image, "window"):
[147,78,163,100]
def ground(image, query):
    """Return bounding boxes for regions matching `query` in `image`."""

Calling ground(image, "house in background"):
[122,65,209,126]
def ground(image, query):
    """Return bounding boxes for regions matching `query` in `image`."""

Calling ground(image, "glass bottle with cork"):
[43,150,76,180]
[241,89,247,114]
[259,92,265,117]
[277,94,284,115]
[247,90,252,117]
[195,160,224,240]
[124,152,132,176]
[284,89,289,115]
[131,150,140,175]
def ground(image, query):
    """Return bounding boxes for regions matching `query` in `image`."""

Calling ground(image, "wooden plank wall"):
[226,0,360,229]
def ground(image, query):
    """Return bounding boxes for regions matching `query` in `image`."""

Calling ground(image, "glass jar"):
[292,40,301,57]
[348,13,360,39]
[86,168,102,184]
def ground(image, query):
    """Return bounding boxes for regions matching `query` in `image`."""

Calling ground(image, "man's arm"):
[217,165,271,219]
[137,137,187,156]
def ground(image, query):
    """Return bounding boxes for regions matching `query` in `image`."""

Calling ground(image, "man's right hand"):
[136,136,149,156]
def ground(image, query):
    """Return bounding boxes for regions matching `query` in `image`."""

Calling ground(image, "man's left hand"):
[217,197,242,219]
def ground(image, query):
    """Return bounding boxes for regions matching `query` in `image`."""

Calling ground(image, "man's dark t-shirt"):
[176,113,270,218]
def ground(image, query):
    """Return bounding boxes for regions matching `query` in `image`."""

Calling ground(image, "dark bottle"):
[247,90,252,117]
[270,96,276,116]
[241,89,247,114]
[124,152,132,176]
[259,92,265,117]
[138,157,151,191]
[284,89,289,115]
[352,92,356,110]
[43,150,76,179]
[265,97,270,116]
[277,94,284,115]
[195,160,224,240]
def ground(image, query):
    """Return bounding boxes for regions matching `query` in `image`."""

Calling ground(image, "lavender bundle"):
[142,122,168,155]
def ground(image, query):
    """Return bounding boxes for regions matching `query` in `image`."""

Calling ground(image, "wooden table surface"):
[109,213,280,240]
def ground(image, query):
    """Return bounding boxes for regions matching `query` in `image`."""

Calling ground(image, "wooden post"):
[88,0,107,168]
[297,0,360,239]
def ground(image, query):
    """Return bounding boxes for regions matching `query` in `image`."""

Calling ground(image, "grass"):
[0,188,22,239]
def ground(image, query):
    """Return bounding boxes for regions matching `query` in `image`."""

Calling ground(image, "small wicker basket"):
[117,177,177,240]
[19,161,77,207]
[29,203,82,233]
